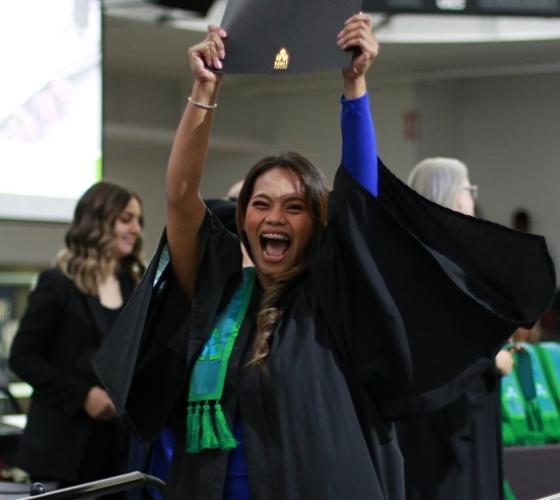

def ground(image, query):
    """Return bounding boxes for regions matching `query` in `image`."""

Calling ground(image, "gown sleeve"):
[94,209,242,441]
[311,95,556,419]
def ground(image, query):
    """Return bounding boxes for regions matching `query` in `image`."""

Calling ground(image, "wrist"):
[191,80,221,107]
[343,74,367,100]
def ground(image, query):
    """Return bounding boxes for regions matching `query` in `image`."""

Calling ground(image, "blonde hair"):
[407,157,470,210]
[56,182,145,295]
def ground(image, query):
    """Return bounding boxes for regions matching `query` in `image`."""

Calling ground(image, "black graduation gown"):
[94,161,554,500]
[9,268,135,484]
[397,367,503,500]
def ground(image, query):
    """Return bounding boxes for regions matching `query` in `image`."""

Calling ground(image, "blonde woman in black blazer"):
[9,182,144,488]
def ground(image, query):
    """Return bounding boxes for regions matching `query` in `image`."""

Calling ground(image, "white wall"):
[416,80,463,161]
[0,221,65,268]
[2,61,559,282]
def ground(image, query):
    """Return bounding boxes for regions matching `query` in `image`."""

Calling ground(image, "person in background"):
[398,156,514,500]
[511,208,531,234]
[9,182,144,495]
[510,208,545,343]
[225,180,244,202]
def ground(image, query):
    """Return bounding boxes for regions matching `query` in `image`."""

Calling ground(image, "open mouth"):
[260,233,291,262]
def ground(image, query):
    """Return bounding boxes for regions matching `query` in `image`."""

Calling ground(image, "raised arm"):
[166,25,227,298]
[337,14,379,197]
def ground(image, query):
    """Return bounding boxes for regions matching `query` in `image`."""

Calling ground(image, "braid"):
[248,263,307,369]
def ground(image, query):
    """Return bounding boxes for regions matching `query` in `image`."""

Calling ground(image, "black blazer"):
[9,267,134,482]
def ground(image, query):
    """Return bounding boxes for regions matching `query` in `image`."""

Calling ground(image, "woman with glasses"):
[407,157,478,215]
[398,156,513,500]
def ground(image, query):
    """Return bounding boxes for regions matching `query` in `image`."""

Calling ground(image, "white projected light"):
[0,0,101,222]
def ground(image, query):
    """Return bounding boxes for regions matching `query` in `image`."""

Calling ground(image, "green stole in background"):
[516,343,560,443]
[501,367,541,445]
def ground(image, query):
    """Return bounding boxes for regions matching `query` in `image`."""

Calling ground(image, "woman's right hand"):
[83,386,117,420]
[188,25,227,86]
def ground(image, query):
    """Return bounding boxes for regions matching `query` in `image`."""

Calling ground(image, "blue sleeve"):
[340,93,378,197]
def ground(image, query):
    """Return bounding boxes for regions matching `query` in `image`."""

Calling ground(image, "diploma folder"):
[220,0,363,74]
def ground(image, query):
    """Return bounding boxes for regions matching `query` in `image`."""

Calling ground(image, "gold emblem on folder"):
[274,48,289,70]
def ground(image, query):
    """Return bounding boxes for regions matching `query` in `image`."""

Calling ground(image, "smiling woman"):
[9,181,145,492]
[237,155,326,286]
[113,197,144,260]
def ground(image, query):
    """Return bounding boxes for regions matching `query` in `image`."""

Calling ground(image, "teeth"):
[262,233,289,241]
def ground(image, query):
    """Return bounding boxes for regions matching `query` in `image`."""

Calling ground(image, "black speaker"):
[151,0,215,16]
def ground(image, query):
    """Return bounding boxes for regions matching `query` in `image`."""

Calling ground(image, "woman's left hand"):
[338,13,379,83]
[495,348,515,376]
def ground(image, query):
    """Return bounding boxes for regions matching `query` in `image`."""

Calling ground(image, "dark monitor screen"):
[362,0,560,17]
[150,0,215,15]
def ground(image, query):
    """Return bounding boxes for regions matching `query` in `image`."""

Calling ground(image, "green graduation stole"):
[500,363,542,446]
[503,480,516,500]
[516,343,560,443]
[185,267,256,453]
[536,342,560,410]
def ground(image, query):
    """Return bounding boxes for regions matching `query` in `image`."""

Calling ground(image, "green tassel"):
[543,417,560,443]
[525,400,541,431]
[200,402,220,450]
[503,480,516,500]
[502,421,515,446]
[186,403,201,453]
[524,430,545,446]
[502,415,536,446]
[524,400,545,444]
[214,402,238,450]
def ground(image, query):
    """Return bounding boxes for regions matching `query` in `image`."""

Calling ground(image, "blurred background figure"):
[511,208,531,234]
[9,182,144,496]
[398,157,513,500]
[225,179,244,202]
[407,157,477,216]
[510,208,549,343]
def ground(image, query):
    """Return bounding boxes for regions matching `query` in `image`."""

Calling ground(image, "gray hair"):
[225,180,244,201]
[407,157,470,210]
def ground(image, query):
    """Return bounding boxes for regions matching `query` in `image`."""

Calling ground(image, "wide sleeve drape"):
[311,160,555,418]
[94,210,242,441]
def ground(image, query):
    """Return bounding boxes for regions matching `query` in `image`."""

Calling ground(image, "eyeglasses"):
[456,185,479,200]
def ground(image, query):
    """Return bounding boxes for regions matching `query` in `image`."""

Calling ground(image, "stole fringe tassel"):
[186,404,201,453]
[186,401,238,453]
[201,403,220,449]
[214,402,238,449]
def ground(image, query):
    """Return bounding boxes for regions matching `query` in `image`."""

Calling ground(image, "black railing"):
[17,472,165,499]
